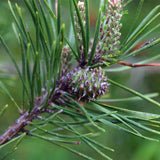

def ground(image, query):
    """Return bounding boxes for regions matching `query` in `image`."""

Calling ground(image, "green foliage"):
[0,0,160,160]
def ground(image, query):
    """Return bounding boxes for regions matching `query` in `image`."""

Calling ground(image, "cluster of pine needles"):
[0,0,160,159]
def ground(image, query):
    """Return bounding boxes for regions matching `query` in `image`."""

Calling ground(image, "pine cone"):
[60,67,109,101]
[74,1,86,59]
[93,0,123,65]
[61,45,72,77]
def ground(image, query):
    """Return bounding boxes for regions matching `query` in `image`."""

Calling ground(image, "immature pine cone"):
[93,0,123,65]
[61,45,72,77]
[74,1,86,59]
[60,67,109,101]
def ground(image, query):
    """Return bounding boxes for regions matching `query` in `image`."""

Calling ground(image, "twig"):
[0,88,60,146]
[118,61,160,67]
[0,106,41,145]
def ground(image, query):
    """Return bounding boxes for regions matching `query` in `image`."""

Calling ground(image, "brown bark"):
[0,106,41,146]
[118,61,160,67]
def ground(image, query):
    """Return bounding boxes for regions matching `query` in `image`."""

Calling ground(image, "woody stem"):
[0,106,41,146]
[118,61,160,67]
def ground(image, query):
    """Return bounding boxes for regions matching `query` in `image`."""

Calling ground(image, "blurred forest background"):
[0,0,160,159]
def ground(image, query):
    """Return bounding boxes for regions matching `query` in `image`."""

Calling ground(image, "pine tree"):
[0,0,160,159]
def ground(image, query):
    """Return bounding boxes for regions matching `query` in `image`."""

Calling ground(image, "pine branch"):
[0,111,34,145]
[1,0,160,159]
[118,61,160,67]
